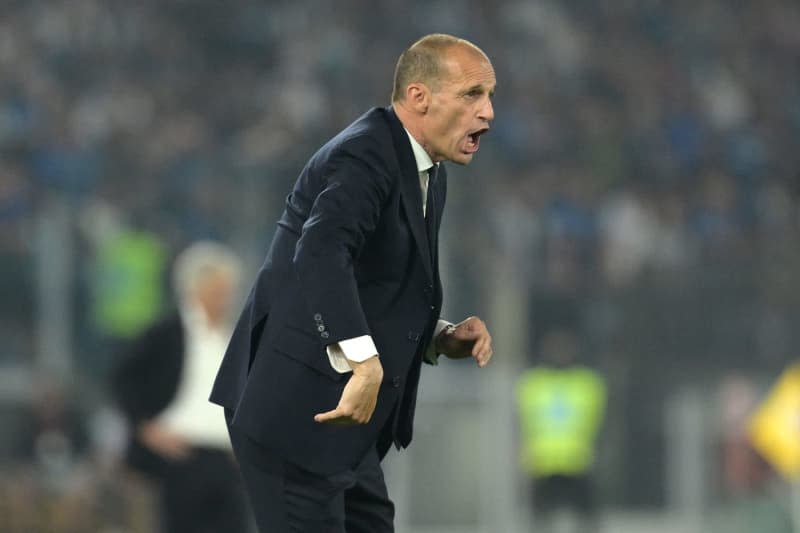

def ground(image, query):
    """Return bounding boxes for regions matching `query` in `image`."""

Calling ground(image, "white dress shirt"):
[156,303,232,448]
[326,129,450,373]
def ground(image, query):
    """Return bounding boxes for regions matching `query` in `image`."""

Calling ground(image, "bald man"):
[211,34,496,532]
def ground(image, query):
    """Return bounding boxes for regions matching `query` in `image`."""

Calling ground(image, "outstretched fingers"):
[314,408,359,426]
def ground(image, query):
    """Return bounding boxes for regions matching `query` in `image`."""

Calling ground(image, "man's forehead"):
[441,50,495,86]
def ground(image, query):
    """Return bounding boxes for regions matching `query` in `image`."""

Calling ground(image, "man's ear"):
[406,83,430,114]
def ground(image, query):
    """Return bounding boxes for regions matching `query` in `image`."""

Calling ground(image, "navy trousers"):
[226,411,395,532]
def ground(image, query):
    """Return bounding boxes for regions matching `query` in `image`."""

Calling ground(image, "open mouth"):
[465,127,489,153]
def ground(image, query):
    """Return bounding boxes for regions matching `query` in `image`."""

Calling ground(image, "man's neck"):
[393,102,429,159]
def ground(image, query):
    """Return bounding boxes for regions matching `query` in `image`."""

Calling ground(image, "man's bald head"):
[391,34,489,103]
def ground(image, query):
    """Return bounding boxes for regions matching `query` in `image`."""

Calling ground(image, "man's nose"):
[479,97,494,123]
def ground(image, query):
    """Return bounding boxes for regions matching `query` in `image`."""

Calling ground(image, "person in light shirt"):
[211,33,496,532]
[113,241,250,533]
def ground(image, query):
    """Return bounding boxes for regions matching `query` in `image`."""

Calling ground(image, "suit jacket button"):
[320,331,330,339]
[407,331,420,342]
[314,313,322,321]
[429,305,435,310]
[392,376,401,388]
[317,324,326,332]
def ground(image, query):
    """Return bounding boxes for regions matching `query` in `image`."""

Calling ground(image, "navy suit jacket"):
[210,106,447,475]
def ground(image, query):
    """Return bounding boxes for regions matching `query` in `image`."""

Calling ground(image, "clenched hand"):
[435,316,493,367]
[138,420,192,461]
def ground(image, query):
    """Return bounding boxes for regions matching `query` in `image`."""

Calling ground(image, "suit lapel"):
[384,107,434,282]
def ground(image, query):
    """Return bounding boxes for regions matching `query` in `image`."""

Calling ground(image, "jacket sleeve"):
[110,319,183,425]
[111,333,160,425]
[293,143,393,345]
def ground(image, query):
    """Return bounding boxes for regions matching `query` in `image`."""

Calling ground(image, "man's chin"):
[451,152,475,165]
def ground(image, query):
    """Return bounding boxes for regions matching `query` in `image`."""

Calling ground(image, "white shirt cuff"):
[424,319,453,365]
[326,335,378,374]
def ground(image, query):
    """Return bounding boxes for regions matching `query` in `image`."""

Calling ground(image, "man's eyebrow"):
[464,84,488,94]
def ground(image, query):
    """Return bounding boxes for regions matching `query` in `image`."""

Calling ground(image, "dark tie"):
[425,165,437,263]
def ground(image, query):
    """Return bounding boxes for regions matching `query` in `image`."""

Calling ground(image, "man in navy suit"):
[210,33,496,532]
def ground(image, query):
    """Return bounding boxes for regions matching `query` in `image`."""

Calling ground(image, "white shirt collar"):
[403,128,436,174]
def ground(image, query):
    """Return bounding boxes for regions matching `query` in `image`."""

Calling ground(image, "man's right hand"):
[138,420,192,461]
[314,355,383,425]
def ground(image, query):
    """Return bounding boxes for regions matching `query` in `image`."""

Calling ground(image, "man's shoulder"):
[135,313,185,348]
[113,313,184,382]
[310,107,401,173]
[332,107,395,150]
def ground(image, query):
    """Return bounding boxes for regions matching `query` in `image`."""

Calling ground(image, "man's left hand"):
[435,316,493,367]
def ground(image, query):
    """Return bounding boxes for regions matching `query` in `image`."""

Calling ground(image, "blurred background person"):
[81,200,169,377]
[515,328,607,533]
[111,241,250,533]
[703,374,794,533]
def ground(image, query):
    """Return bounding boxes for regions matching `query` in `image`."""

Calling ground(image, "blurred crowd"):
[2,0,800,356]
[2,0,800,530]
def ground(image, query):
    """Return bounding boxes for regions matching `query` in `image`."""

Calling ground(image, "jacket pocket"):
[272,326,348,383]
